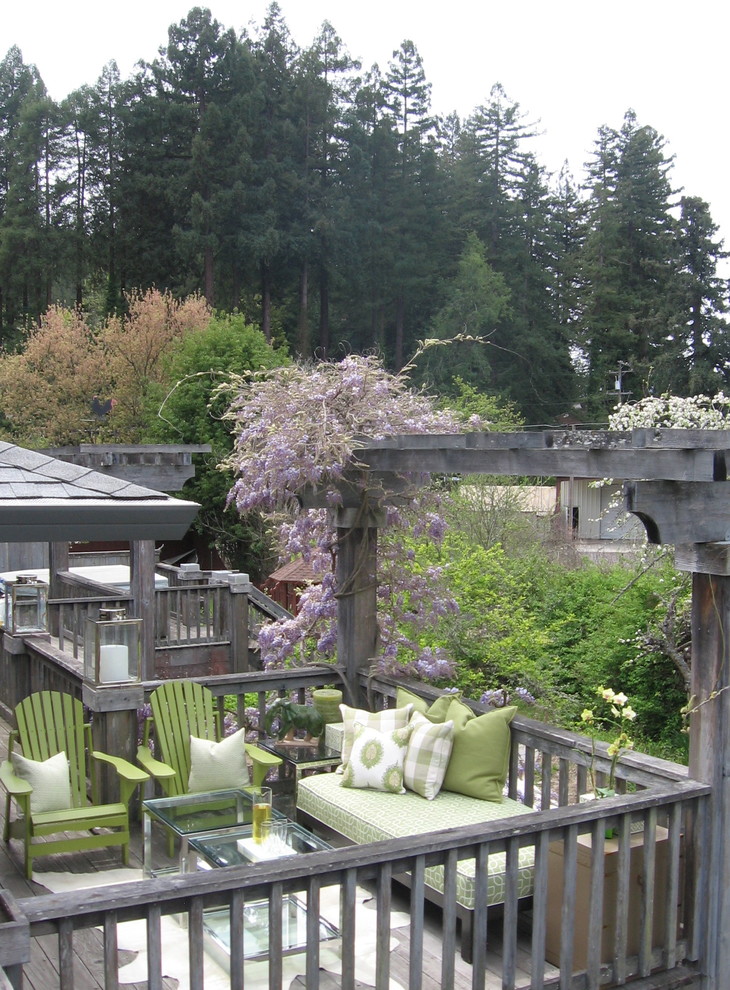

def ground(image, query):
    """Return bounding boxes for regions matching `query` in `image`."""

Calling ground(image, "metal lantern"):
[3,574,48,635]
[84,607,142,684]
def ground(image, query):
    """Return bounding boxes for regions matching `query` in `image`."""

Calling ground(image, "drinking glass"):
[251,787,272,843]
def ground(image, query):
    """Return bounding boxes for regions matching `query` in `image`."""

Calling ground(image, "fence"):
[0,670,709,990]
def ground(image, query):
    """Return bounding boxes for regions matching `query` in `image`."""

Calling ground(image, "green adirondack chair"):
[0,691,149,879]
[137,680,281,800]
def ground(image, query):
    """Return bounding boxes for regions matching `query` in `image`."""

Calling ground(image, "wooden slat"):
[375,862,392,990]
[102,911,118,990]
[586,821,605,989]
[146,903,163,990]
[408,856,425,990]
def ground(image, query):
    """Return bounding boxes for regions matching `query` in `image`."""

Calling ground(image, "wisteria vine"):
[223,355,482,679]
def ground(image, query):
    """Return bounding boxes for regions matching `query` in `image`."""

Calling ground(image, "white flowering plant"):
[580,685,638,795]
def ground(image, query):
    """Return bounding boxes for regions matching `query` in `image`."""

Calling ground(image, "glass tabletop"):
[203,894,339,965]
[259,738,341,766]
[190,820,332,868]
[142,788,285,838]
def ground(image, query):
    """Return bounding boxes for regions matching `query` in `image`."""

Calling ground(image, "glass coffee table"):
[189,819,333,869]
[142,788,286,876]
[258,739,341,784]
[189,821,340,966]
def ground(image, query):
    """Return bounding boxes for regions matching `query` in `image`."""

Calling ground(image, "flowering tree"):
[224,354,483,677]
[609,392,730,430]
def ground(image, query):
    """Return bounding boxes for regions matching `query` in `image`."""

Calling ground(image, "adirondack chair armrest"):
[135,745,177,781]
[0,760,32,797]
[92,752,149,785]
[245,744,283,788]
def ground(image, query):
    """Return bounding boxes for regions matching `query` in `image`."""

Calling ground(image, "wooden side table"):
[545,826,674,969]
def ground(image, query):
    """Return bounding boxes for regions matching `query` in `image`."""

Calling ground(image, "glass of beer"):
[251,787,272,843]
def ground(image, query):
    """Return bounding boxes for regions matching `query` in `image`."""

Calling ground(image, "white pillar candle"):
[99,644,129,682]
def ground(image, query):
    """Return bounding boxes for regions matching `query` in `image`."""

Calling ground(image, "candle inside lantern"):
[99,644,129,682]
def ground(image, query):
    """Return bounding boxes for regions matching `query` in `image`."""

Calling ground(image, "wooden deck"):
[0,715,545,990]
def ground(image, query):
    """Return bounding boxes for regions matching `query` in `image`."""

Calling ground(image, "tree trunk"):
[319,266,330,357]
[261,261,272,342]
[298,260,310,356]
[204,244,215,306]
[394,293,405,370]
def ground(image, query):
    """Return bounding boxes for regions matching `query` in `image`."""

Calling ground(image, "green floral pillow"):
[341,721,413,794]
[339,703,413,768]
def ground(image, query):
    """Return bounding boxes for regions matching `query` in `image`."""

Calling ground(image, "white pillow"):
[11,750,72,813]
[403,712,454,800]
[340,721,413,794]
[188,728,250,793]
[339,703,413,769]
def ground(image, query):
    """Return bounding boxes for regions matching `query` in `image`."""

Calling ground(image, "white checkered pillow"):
[403,712,455,800]
[341,721,413,793]
[339,703,413,769]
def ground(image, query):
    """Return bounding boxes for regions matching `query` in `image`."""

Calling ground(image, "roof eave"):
[0,498,200,541]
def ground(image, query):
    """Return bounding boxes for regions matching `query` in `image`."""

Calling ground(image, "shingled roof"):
[0,443,200,541]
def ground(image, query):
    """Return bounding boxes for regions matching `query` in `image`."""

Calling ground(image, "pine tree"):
[652,196,730,394]
[580,111,677,415]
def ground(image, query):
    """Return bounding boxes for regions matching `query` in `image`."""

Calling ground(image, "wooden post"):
[686,568,730,988]
[83,683,144,807]
[227,573,251,673]
[48,542,69,638]
[334,506,383,706]
[130,540,156,681]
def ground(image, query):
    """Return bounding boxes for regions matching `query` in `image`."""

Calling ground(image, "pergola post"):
[334,506,383,705]
[680,553,730,989]
[129,539,156,680]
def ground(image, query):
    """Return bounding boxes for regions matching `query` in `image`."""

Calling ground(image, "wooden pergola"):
[324,427,730,988]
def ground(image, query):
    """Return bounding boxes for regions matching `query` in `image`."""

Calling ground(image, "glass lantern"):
[84,607,142,684]
[3,574,48,634]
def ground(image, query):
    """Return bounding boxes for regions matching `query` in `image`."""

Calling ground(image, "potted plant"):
[580,685,637,799]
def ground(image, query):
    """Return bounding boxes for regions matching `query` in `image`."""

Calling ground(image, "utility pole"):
[609,360,632,405]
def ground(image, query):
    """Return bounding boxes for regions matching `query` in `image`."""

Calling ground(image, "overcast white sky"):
[5,0,730,258]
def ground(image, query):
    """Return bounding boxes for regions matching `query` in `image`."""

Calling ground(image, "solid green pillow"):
[426,692,461,723]
[394,688,462,723]
[395,687,429,715]
[441,700,517,802]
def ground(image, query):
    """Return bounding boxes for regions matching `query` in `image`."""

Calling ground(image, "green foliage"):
[402,532,559,709]
[402,523,689,759]
[442,378,525,430]
[151,311,288,575]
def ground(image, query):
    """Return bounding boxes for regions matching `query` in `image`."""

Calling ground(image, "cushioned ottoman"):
[297,770,536,958]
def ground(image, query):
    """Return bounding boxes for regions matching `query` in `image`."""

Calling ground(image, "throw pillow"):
[403,712,454,800]
[425,691,462,724]
[188,728,250,793]
[395,687,461,724]
[341,722,413,794]
[395,687,429,716]
[441,700,517,802]
[339,703,413,768]
[11,750,72,814]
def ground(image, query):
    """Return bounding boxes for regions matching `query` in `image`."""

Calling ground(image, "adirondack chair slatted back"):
[149,681,220,796]
[14,691,89,807]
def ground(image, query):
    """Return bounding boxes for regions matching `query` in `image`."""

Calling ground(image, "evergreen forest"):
[2,4,729,425]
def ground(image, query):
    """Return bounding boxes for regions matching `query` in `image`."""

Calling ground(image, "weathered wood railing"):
[0,667,710,989]
[0,778,708,990]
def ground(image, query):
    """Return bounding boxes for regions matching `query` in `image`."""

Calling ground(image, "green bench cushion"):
[297,771,535,909]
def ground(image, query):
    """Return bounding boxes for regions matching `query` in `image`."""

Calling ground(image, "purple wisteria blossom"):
[223,355,482,679]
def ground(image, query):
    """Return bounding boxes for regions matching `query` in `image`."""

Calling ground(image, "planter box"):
[545,826,676,968]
